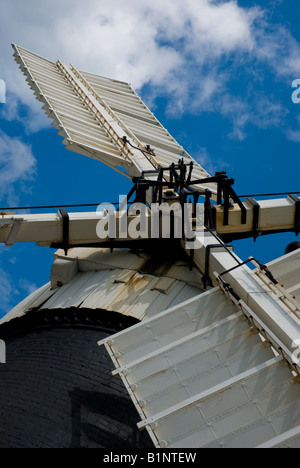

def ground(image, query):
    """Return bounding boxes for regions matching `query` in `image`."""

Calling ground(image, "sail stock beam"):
[0,211,141,248]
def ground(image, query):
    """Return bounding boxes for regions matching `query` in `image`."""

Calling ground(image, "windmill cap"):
[285,241,300,254]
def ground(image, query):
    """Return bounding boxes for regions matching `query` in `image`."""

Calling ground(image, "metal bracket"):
[288,193,300,235]
[246,197,260,241]
[202,243,232,289]
[218,256,278,289]
[58,208,69,256]
[5,218,23,246]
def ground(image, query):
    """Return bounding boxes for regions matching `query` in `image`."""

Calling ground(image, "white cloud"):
[222,94,288,141]
[253,20,300,77]
[287,129,300,142]
[0,267,19,316]
[18,278,38,296]
[0,1,258,91]
[1,93,49,133]
[287,115,300,143]
[194,146,230,175]
[0,0,299,139]
[0,131,36,205]
[0,267,37,317]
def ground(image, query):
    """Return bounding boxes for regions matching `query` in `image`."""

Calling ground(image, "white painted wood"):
[13,44,217,195]
[215,197,297,236]
[256,425,300,448]
[184,231,300,359]
[99,259,300,448]
[0,201,297,250]
[6,267,200,323]
[0,282,52,325]
[267,248,300,307]
[99,289,234,364]
[12,44,131,173]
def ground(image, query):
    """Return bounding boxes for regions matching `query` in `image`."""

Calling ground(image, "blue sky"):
[0,0,300,318]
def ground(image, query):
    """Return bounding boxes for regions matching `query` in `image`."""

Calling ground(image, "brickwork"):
[0,312,152,448]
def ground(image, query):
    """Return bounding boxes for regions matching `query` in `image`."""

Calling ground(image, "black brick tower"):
[0,309,152,448]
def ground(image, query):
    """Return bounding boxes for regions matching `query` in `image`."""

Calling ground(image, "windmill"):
[0,44,299,448]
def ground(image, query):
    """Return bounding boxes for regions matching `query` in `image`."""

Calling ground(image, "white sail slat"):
[12,44,217,192]
[78,68,216,192]
[99,287,300,448]
[12,44,131,174]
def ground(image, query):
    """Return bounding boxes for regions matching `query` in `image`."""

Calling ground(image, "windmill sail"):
[99,286,300,448]
[13,44,216,193]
